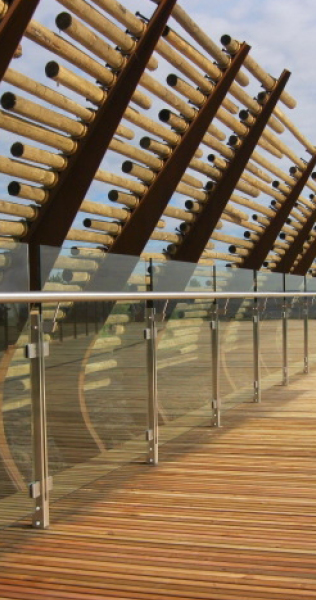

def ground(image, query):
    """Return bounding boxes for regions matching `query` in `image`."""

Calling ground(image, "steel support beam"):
[170,71,290,263]
[107,44,250,258]
[291,236,316,275]
[0,0,39,82]
[23,0,177,277]
[242,154,316,271]
[274,203,316,273]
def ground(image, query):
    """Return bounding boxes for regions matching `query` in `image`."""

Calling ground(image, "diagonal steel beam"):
[106,43,250,259]
[291,235,316,275]
[170,70,290,264]
[0,0,40,82]
[242,154,316,271]
[24,0,177,253]
[273,198,316,273]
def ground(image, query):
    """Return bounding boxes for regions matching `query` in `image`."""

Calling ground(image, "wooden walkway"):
[1,368,316,599]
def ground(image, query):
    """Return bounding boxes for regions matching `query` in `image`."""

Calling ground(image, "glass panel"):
[285,274,305,378]
[256,271,284,393]
[306,276,316,368]
[152,260,215,445]
[0,244,31,528]
[216,265,255,411]
[40,248,149,504]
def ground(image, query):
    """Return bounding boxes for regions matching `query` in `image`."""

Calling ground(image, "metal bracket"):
[25,341,49,359]
[29,476,53,499]
[146,429,154,441]
[212,399,217,409]
[144,328,151,340]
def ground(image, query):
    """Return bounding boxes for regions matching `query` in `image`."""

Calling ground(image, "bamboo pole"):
[1,91,87,138]
[3,68,94,122]
[221,35,296,109]
[79,0,145,40]
[8,181,48,204]
[0,156,57,187]
[10,142,67,171]
[0,110,77,154]
[0,199,37,220]
[149,0,249,86]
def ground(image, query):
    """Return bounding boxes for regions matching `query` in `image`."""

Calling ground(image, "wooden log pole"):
[0,110,77,154]
[149,0,249,86]
[1,91,87,138]
[10,142,67,171]
[221,34,296,109]
[0,0,40,82]
[0,199,37,220]
[0,156,57,187]
[8,181,48,204]
[4,68,94,122]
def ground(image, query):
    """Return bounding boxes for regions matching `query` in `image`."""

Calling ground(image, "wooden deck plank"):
[1,369,316,598]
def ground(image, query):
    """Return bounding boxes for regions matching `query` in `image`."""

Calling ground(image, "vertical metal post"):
[145,260,158,465]
[29,306,50,529]
[282,276,289,386]
[211,266,221,427]
[253,272,261,403]
[303,277,309,374]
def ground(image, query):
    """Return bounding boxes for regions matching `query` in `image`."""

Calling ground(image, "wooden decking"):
[1,367,316,599]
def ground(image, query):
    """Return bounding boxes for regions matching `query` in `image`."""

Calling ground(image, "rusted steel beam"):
[171,70,291,264]
[274,201,316,273]
[108,43,250,258]
[0,0,39,81]
[24,0,177,252]
[242,154,316,271]
[291,235,316,275]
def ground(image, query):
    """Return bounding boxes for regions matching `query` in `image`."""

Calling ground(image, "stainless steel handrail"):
[0,291,315,303]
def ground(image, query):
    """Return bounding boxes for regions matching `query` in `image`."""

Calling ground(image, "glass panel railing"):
[285,274,305,378]
[0,244,31,528]
[152,260,215,445]
[306,276,316,368]
[256,271,284,393]
[39,247,148,504]
[216,264,255,411]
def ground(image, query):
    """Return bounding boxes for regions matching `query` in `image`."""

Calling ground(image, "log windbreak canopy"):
[0,0,315,287]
